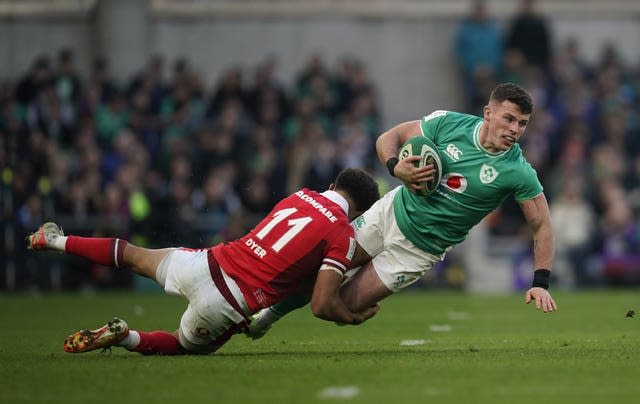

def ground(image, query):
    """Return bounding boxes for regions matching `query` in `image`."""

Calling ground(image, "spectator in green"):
[95,92,129,146]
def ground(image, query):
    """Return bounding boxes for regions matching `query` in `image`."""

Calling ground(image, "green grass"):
[1,290,639,403]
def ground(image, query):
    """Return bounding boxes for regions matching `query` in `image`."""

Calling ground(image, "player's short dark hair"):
[334,168,380,213]
[490,83,533,114]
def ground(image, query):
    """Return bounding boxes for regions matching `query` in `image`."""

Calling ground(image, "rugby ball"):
[398,136,442,196]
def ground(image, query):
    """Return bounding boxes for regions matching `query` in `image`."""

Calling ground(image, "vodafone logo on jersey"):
[442,173,467,193]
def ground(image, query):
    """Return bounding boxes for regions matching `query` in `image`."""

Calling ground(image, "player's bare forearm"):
[375,120,422,164]
[311,268,377,325]
[320,300,378,325]
[532,225,554,270]
[376,120,435,186]
[519,194,554,269]
[312,294,370,324]
[357,303,380,322]
[519,194,558,313]
[331,300,380,325]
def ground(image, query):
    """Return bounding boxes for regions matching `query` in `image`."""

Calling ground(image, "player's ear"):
[328,183,336,191]
[483,104,491,121]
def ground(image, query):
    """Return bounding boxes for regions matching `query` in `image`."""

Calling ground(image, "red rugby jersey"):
[212,189,356,312]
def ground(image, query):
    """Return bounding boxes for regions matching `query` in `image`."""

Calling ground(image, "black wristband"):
[532,269,551,289]
[386,157,399,177]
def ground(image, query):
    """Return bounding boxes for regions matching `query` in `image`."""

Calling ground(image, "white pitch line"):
[317,386,360,399]
[429,324,452,332]
[400,339,427,346]
[447,311,470,320]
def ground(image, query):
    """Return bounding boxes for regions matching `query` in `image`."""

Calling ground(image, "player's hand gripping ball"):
[398,136,442,196]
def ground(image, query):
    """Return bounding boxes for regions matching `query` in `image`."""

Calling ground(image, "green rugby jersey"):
[393,110,543,255]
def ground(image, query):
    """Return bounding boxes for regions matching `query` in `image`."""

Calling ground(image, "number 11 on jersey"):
[255,208,313,252]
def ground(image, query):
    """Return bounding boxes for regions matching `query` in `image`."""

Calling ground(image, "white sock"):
[117,330,141,350]
[253,307,283,328]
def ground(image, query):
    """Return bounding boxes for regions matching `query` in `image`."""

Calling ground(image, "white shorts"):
[354,186,445,292]
[156,248,251,354]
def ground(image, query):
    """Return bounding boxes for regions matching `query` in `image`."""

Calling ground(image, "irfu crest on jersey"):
[480,164,499,184]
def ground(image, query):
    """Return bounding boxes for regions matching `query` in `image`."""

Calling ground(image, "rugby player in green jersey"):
[247,82,557,338]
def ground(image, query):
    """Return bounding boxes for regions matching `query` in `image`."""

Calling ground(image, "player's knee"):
[128,247,172,280]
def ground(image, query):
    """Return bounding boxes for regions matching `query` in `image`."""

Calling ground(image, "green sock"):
[269,293,310,316]
[250,293,311,332]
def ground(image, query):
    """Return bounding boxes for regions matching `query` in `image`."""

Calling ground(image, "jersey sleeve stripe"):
[515,190,544,202]
[323,258,347,273]
[319,265,345,276]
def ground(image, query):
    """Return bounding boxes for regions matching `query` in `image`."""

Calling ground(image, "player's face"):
[483,100,530,152]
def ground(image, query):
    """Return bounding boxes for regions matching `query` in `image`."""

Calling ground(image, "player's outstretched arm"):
[376,120,436,190]
[519,194,558,313]
[311,266,379,325]
[375,120,422,167]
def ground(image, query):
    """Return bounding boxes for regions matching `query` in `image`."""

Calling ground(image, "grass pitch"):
[1,290,639,403]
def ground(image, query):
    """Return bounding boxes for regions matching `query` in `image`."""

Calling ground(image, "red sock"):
[65,236,127,268]
[133,331,182,355]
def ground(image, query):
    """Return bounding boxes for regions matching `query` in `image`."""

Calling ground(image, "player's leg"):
[63,317,184,355]
[341,185,443,310]
[63,265,189,355]
[246,293,309,339]
[341,236,442,312]
[246,190,395,338]
[27,221,172,282]
[123,243,174,280]
[64,250,251,355]
[246,243,376,339]
[245,274,318,339]
[166,251,251,354]
[339,260,393,312]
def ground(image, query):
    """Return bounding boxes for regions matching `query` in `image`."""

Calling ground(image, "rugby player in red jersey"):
[27,168,380,355]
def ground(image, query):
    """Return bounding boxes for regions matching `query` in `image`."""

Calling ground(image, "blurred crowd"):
[1,50,382,290]
[2,0,640,291]
[455,0,640,289]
